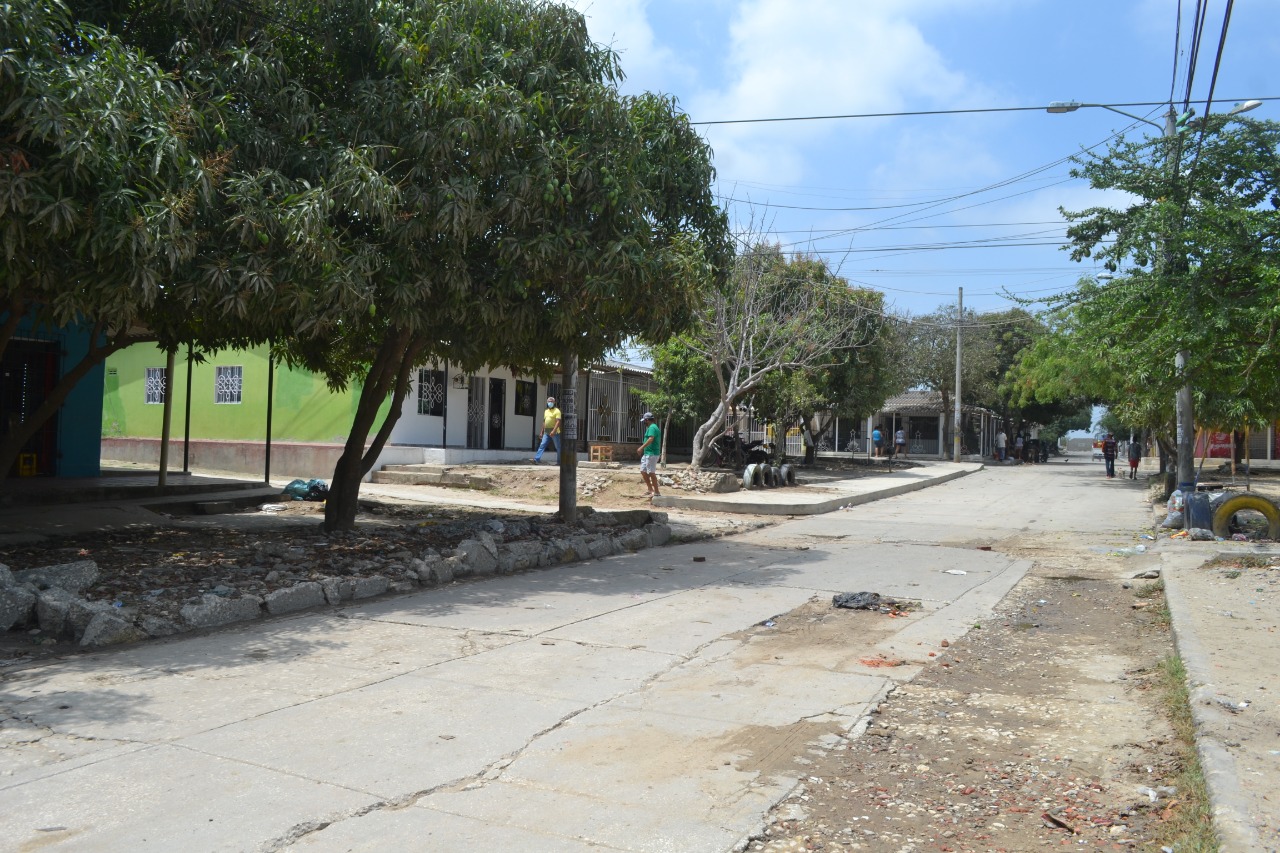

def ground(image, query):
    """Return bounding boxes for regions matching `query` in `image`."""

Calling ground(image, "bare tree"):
[684,243,882,470]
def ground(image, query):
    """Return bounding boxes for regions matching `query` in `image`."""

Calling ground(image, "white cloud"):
[693,1,994,187]
[565,0,692,91]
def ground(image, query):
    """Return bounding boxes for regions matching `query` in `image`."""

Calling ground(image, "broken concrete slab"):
[14,560,99,594]
[180,593,263,628]
[263,582,326,615]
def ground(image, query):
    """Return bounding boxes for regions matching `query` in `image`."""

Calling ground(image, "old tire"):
[779,464,796,486]
[742,464,760,490]
[1212,494,1280,540]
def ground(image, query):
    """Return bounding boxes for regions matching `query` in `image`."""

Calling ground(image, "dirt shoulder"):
[751,531,1193,852]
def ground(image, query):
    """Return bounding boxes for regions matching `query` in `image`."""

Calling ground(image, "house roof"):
[879,390,994,417]
[589,360,653,378]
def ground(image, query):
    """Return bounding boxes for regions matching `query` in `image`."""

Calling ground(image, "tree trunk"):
[323,329,414,532]
[0,326,136,486]
[689,398,728,473]
[558,353,578,522]
[659,410,672,467]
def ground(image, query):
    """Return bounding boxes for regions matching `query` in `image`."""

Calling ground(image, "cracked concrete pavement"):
[0,462,1144,852]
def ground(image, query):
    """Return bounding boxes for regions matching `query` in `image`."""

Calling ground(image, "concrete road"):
[0,461,1148,852]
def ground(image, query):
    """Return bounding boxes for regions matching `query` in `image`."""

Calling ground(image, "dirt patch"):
[749,539,1191,852]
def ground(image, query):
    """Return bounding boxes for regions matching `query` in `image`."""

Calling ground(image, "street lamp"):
[1049,98,1261,494]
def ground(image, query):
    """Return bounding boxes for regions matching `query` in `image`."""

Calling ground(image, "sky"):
[566,0,1278,319]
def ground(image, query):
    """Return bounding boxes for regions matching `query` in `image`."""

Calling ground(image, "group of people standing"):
[870,426,908,458]
[994,429,1046,463]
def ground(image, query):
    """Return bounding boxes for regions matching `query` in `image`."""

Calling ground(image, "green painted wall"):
[104,344,387,443]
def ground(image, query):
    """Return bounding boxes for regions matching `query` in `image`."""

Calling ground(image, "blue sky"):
[568,0,1278,318]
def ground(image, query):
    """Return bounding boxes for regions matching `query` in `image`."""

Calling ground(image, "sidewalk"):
[653,460,983,515]
[1161,544,1280,850]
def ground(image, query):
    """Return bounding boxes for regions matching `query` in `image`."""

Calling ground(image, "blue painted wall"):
[6,315,103,478]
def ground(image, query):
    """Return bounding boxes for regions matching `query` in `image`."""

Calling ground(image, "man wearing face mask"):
[531,396,562,464]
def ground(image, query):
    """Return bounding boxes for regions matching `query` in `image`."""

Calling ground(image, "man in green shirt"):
[637,411,661,499]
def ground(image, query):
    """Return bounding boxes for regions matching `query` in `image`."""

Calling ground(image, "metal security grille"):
[0,338,59,475]
[417,369,444,416]
[514,380,536,417]
[586,370,653,443]
[466,376,485,449]
[145,367,166,405]
[214,365,242,404]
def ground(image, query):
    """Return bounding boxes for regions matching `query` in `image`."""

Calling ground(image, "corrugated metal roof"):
[879,389,995,416]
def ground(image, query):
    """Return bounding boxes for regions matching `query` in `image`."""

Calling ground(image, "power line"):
[1170,0,1184,105]
[690,97,1279,127]
[717,174,1071,201]
[744,220,1067,235]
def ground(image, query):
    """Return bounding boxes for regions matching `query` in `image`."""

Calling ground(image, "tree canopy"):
[6,0,731,524]
[1009,114,1280,457]
[675,244,889,468]
[0,0,214,476]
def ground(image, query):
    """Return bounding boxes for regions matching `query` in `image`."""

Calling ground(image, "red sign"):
[1195,431,1234,459]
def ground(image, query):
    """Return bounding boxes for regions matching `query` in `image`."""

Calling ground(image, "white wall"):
[388,362,542,451]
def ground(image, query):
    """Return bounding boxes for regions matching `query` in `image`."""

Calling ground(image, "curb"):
[653,464,982,515]
[1159,551,1265,851]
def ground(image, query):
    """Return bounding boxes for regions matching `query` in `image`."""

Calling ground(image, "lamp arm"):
[1095,104,1166,131]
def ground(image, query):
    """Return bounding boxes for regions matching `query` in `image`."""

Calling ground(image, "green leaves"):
[1027,115,1280,438]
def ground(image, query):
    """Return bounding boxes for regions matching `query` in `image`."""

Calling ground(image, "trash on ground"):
[943,569,967,575]
[1110,545,1146,556]
[692,556,706,562]
[1132,569,1161,579]
[1160,510,1184,529]
[832,591,919,615]
[858,655,905,667]
[1213,696,1250,713]
[1188,527,1214,541]
[1041,810,1077,833]
[1139,534,1156,540]
[259,503,286,513]
[283,478,328,501]
[1137,785,1177,802]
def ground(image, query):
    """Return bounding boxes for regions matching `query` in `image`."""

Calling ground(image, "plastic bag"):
[1160,510,1184,529]
[283,479,310,501]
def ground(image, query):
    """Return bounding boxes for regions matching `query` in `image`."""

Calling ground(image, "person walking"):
[637,412,661,499]
[995,429,1007,462]
[531,396,562,464]
[894,427,907,459]
[1102,433,1118,478]
[1013,432,1024,463]
[872,425,884,458]
[1127,436,1142,479]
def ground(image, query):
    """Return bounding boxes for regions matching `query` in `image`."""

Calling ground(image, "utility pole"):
[953,286,963,462]
[559,353,579,523]
[1168,107,1196,494]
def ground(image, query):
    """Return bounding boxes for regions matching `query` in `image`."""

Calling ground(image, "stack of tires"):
[742,463,796,490]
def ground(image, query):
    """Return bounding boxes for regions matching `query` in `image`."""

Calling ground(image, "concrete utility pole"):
[953,286,963,462]
[558,354,578,523]
[1168,107,1197,494]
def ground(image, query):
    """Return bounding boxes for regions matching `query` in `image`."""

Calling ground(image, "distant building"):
[100,344,670,479]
